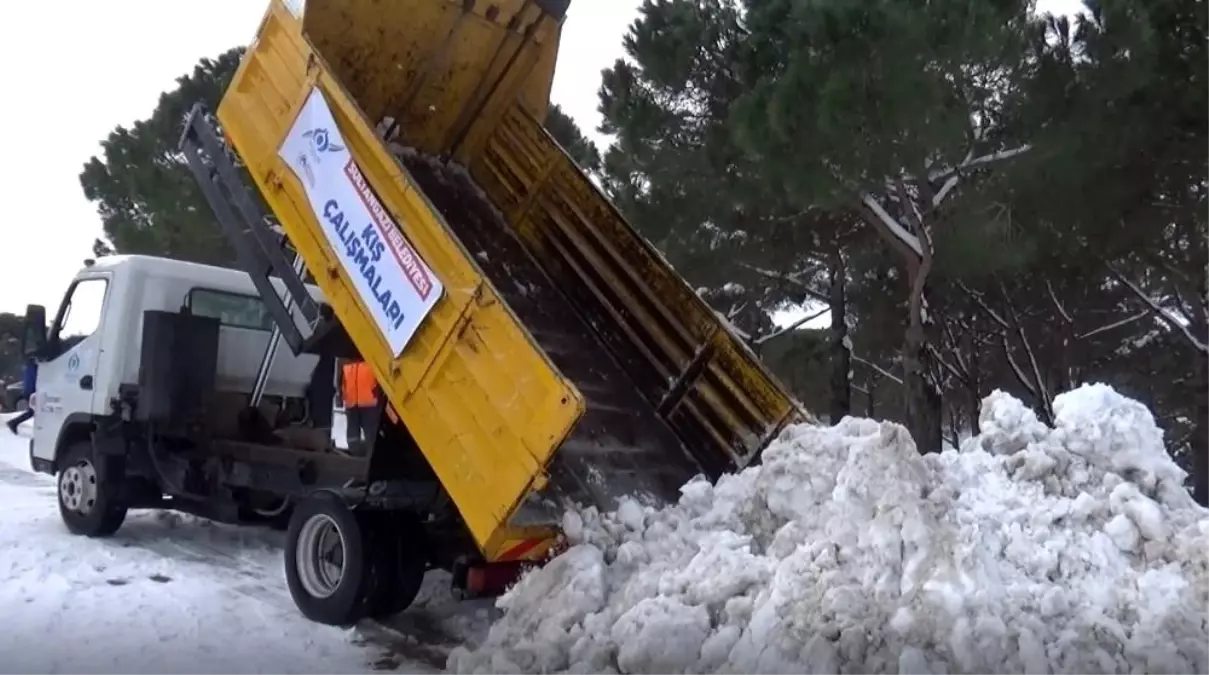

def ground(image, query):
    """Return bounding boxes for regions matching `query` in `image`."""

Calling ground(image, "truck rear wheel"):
[57,440,127,537]
[284,492,379,625]
[365,511,428,619]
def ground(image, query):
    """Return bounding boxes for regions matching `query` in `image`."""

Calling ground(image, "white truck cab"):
[26,254,325,472]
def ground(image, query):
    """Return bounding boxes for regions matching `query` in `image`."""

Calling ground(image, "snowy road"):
[0,418,486,674]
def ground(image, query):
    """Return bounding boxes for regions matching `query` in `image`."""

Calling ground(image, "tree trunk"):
[866,373,878,417]
[904,268,943,453]
[828,250,851,424]
[945,405,960,449]
[1188,267,1207,506]
[904,338,944,453]
[1192,349,1208,506]
[966,328,981,437]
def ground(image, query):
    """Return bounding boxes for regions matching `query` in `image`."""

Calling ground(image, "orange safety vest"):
[341,360,378,408]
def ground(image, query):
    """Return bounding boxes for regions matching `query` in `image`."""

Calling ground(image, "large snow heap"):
[448,384,1209,674]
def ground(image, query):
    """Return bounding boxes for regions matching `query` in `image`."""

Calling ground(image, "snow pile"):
[448,384,1209,674]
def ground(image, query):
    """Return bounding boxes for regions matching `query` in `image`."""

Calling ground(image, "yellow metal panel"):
[217,1,583,552]
[469,105,806,470]
[301,0,562,158]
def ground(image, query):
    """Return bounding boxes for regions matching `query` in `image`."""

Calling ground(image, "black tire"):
[365,511,429,619]
[57,440,127,537]
[284,492,379,626]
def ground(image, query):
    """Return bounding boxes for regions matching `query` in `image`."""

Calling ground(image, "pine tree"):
[545,103,602,175]
[79,48,245,266]
[1010,0,1208,501]
[596,0,871,418]
[731,0,1038,450]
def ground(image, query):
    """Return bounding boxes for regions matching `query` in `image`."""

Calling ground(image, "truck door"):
[33,276,110,464]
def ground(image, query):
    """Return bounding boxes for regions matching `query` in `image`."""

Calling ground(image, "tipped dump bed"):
[217,0,804,561]
[392,147,703,518]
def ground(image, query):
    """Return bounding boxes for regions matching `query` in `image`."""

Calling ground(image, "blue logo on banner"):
[303,128,344,153]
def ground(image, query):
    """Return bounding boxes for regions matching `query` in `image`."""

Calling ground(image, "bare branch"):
[927,343,967,384]
[1158,258,1194,287]
[754,306,830,345]
[852,355,903,385]
[723,319,752,341]
[1108,264,1208,353]
[914,168,939,211]
[1171,285,1195,325]
[932,175,961,208]
[1045,279,1073,324]
[859,192,924,257]
[928,145,1033,184]
[1077,310,1152,340]
[895,178,926,236]
[1001,332,1037,398]
[999,280,1051,417]
[940,319,971,376]
[737,262,829,303]
[929,145,1032,208]
[958,281,1010,329]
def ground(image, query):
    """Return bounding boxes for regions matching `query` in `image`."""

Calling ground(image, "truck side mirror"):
[21,304,47,358]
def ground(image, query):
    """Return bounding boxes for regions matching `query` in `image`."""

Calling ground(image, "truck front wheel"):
[284,493,379,626]
[57,441,127,537]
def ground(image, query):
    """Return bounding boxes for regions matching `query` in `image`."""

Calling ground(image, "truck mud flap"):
[394,149,702,512]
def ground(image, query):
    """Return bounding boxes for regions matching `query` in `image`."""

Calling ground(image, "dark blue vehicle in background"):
[4,381,26,411]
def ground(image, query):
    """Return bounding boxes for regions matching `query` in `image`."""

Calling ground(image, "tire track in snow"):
[0,456,298,618]
[0,444,467,672]
[0,462,48,487]
[127,531,293,608]
[130,528,454,671]
[0,443,321,615]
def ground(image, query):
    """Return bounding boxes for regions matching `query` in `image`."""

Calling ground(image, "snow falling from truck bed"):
[448,384,1209,674]
[386,143,703,515]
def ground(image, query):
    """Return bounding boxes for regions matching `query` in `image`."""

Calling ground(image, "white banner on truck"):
[279,87,443,357]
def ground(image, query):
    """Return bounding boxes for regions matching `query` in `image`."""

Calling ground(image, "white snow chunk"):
[450,384,1209,674]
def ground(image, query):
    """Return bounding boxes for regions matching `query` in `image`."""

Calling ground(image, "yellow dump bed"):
[216,0,804,562]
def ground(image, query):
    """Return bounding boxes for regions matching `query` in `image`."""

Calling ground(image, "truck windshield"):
[54,277,108,348]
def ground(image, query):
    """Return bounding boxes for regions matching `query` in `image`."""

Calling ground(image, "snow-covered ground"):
[450,384,1209,674]
[0,414,452,674]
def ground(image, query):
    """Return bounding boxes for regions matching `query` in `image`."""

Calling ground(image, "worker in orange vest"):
[340,359,377,450]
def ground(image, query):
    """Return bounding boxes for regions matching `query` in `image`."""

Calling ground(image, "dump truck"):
[22,0,805,626]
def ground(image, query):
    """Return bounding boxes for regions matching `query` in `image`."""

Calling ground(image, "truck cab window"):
[53,278,108,350]
[188,288,275,331]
